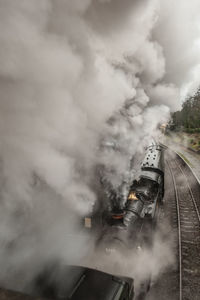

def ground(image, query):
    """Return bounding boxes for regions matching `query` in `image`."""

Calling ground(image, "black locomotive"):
[96,143,165,249]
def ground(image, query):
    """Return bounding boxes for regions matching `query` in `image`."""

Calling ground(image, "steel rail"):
[167,160,182,300]
[174,159,200,224]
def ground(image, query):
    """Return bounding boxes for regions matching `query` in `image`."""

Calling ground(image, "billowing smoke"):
[0,0,199,293]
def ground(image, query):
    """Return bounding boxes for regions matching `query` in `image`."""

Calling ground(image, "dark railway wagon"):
[30,265,134,300]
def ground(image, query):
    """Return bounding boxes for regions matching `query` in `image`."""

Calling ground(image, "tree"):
[171,87,200,131]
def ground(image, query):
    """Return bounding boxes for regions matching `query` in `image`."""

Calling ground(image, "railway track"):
[167,150,200,300]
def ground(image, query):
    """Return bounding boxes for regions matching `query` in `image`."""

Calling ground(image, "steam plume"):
[0,0,199,291]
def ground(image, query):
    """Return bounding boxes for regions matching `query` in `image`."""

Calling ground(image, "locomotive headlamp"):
[128,192,138,200]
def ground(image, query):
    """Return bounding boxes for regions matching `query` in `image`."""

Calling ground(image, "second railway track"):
[167,150,200,300]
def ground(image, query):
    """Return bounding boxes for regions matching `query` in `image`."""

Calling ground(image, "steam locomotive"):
[95,142,165,251]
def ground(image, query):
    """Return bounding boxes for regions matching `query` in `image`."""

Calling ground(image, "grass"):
[185,133,200,152]
[168,131,200,152]
[177,152,193,168]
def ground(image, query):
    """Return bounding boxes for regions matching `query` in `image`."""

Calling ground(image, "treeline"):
[171,87,200,133]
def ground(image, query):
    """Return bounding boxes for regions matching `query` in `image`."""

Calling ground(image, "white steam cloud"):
[0,0,199,292]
